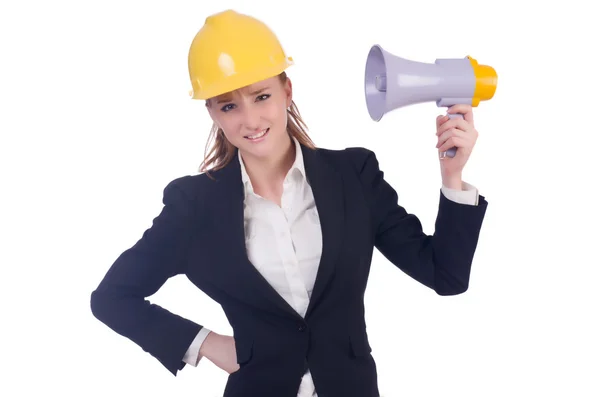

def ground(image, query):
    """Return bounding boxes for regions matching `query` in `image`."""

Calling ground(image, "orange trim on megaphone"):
[467,56,498,107]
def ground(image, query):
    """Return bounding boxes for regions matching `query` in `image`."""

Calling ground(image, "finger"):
[447,104,474,124]
[436,128,464,148]
[438,117,471,135]
[438,136,466,153]
[436,114,448,127]
[439,118,475,134]
[447,104,471,115]
[438,139,458,154]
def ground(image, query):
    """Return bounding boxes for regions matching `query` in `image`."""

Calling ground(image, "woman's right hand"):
[199,331,240,374]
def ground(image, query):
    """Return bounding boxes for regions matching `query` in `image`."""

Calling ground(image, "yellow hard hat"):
[188,9,294,100]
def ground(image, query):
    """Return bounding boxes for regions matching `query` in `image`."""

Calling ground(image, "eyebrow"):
[216,87,269,104]
[249,87,269,95]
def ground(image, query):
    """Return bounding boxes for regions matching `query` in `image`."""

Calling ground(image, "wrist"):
[199,331,216,358]
[442,174,462,190]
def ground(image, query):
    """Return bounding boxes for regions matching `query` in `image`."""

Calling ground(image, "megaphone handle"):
[440,112,463,159]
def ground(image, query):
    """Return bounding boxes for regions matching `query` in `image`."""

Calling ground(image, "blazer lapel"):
[209,154,304,321]
[302,145,345,319]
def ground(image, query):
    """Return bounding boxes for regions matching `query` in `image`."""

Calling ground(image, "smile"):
[245,128,269,141]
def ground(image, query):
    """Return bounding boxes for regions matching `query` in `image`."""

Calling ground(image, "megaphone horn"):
[364,44,497,158]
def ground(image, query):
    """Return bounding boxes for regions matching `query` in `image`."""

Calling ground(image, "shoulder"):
[314,145,378,174]
[158,170,218,210]
[154,172,224,227]
[165,172,212,194]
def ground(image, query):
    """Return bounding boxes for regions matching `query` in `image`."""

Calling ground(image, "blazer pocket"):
[234,336,254,366]
[349,329,372,357]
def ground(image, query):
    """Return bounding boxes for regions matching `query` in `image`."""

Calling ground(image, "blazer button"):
[297,323,306,332]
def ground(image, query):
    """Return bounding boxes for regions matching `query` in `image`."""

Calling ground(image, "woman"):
[90,9,488,397]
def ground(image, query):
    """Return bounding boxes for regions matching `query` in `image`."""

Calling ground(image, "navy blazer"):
[90,144,488,397]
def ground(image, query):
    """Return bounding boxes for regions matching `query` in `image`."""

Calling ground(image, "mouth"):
[244,128,269,141]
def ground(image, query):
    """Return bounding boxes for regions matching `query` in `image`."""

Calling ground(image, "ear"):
[284,77,293,108]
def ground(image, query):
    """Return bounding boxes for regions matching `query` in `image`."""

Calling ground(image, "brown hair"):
[198,72,316,179]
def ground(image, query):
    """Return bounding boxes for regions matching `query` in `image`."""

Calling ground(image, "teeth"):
[247,129,268,139]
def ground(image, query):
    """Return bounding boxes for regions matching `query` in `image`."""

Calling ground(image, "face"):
[207,75,293,161]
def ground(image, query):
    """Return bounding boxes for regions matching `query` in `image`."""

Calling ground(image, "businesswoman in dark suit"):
[90,9,488,397]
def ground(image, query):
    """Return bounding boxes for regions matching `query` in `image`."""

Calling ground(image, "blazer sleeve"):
[90,176,203,375]
[350,147,488,295]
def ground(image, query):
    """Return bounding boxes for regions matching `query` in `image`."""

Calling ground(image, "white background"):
[1,0,599,396]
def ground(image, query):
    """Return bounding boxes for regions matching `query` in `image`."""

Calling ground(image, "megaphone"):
[364,44,497,158]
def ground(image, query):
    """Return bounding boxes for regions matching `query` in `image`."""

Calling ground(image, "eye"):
[220,103,235,112]
[257,94,271,101]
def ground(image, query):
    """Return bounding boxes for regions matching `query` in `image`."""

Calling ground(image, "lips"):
[244,128,269,140]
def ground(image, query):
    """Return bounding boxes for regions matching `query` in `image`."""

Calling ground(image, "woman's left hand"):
[436,104,478,183]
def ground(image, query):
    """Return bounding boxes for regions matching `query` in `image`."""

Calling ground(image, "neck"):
[241,135,295,189]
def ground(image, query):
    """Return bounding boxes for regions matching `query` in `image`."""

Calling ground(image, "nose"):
[241,105,261,131]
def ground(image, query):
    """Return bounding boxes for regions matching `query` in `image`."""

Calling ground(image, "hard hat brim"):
[191,57,294,100]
